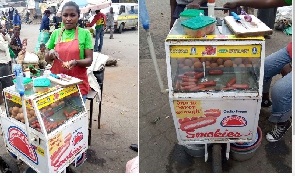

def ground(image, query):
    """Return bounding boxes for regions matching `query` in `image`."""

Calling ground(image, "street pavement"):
[0,23,138,173]
[139,0,292,173]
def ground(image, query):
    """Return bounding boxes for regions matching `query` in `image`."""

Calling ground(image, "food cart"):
[0,69,88,173]
[165,14,269,171]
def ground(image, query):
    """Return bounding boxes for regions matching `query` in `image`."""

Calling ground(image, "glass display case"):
[165,19,265,145]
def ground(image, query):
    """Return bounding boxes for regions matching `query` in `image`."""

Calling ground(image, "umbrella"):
[80,0,112,14]
[57,0,111,15]
[139,0,168,93]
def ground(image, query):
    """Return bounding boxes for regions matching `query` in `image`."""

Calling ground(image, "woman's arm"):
[224,0,289,9]
[68,49,93,69]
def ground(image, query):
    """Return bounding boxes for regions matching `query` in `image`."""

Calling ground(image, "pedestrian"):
[52,12,62,29]
[170,0,208,29]
[35,10,52,52]
[106,7,115,39]
[35,43,47,69]
[257,8,277,39]
[13,10,21,30]
[25,10,30,24]
[86,10,106,52]
[8,6,14,21]
[45,1,93,103]
[0,25,13,104]
[224,0,292,142]
[9,27,22,61]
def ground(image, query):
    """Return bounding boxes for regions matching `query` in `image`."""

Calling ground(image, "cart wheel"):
[0,154,20,173]
[212,144,222,173]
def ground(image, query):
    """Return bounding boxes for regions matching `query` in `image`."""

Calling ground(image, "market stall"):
[165,8,271,172]
[0,64,88,173]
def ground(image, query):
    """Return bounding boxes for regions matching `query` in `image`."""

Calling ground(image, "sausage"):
[208,69,223,75]
[180,85,196,91]
[232,84,249,89]
[68,110,78,117]
[182,77,198,83]
[177,74,186,79]
[63,110,69,117]
[184,72,196,76]
[180,116,217,132]
[181,82,197,87]
[189,85,206,91]
[195,72,204,79]
[199,81,216,87]
[204,109,221,117]
[220,87,234,91]
[175,81,181,90]
[226,78,236,88]
[198,87,215,91]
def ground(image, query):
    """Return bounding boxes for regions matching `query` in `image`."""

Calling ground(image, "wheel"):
[118,23,124,34]
[0,154,20,173]
[132,24,137,30]
[212,144,222,173]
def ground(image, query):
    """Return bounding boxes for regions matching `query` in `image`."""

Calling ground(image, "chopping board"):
[48,74,83,87]
[224,15,273,37]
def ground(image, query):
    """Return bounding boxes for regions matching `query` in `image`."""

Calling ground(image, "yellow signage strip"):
[166,35,265,40]
[5,92,32,109]
[36,85,79,109]
[170,45,261,58]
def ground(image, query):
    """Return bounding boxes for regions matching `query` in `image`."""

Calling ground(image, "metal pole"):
[145,29,168,93]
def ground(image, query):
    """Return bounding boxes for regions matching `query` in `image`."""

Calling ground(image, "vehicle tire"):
[0,154,20,173]
[118,23,124,34]
[132,25,137,30]
[212,144,222,173]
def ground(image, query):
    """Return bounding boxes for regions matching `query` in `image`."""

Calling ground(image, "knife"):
[231,12,248,29]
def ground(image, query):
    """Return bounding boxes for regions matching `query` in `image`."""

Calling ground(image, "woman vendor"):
[45,1,93,102]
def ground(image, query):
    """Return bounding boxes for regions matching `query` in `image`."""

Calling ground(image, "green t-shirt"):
[46,27,93,59]
[285,0,292,5]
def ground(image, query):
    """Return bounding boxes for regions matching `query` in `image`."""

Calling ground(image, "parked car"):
[88,3,138,35]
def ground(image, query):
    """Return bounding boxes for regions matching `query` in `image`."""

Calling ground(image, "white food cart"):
[165,17,266,171]
[0,78,88,173]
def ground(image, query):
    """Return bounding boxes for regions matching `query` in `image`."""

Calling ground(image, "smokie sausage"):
[208,69,223,75]
[232,84,249,89]
[220,87,234,91]
[182,77,198,83]
[199,81,216,87]
[189,85,206,91]
[195,72,204,79]
[181,82,197,87]
[184,72,196,76]
[226,78,236,88]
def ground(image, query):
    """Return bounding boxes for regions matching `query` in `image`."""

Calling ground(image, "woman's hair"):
[62,1,80,17]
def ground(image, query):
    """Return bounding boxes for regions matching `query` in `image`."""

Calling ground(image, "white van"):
[89,3,138,34]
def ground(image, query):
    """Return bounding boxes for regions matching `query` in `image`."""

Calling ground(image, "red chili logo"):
[220,115,247,127]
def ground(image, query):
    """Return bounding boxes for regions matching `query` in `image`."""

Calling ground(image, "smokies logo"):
[72,132,83,146]
[220,115,247,127]
[8,126,38,164]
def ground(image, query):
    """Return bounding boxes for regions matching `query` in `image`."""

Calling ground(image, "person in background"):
[86,10,106,52]
[170,0,208,29]
[35,43,47,69]
[257,8,277,39]
[35,10,52,52]
[52,12,62,29]
[106,7,115,39]
[224,0,292,142]
[13,10,21,30]
[8,6,14,21]
[1,11,6,20]
[9,27,22,59]
[0,24,13,105]
[25,10,30,24]
[130,6,135,14]
[45,1,93,103]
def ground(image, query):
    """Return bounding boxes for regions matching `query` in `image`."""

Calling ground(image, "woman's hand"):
[62,60,77,70]
[223,2,239,9]
[48,49,58,60]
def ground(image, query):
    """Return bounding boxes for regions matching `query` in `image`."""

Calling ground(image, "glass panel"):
[171,56,261,93]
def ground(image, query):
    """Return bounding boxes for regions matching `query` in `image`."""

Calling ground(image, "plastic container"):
[139,0,150,29]
[230,142,261,161]
[33,77,51,92]
[207,2,215,18]
[13,77,33,91]
[180,9,205,19]
[181,16,216,38]
[12,64,25,95]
